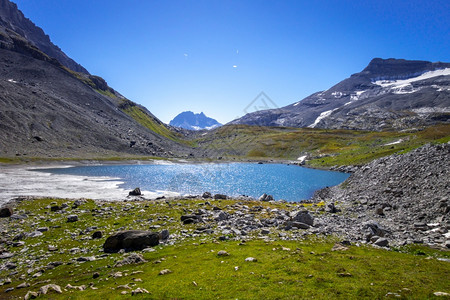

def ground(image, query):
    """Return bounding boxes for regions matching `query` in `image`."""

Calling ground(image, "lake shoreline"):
[5,161,347,204]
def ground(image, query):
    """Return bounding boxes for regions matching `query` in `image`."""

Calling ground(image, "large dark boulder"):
[103,230,159,253]
[0,207,13,218]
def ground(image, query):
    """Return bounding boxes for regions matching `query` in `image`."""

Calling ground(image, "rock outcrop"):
[312,143,450,247]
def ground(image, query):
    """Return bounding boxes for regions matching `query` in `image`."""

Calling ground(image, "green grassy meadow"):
[1,198,449,299]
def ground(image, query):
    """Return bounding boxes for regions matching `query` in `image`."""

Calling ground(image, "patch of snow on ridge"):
[205,124,220,130]
[431,84,450,92]
[350,90,366,101]
[293,102,300,106]
[384,139,403,146]
[331,91,345,98]
[297,155,307,162]
[308,108,338,128]
[373,68,450,88]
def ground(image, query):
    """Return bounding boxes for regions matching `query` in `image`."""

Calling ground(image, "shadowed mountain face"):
[0,0,197,159]
[0,0,88,74]
[231,58,450,131]
[169,111,222,131]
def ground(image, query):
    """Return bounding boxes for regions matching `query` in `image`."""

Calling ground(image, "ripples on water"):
[41,163,349,202]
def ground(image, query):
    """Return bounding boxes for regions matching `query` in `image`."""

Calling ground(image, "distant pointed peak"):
[169,111,222,131]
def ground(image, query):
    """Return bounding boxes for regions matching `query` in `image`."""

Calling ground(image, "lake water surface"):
[39,163,349,202]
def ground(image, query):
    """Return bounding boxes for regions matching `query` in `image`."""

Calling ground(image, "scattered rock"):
[39,284,62,295]
[217,250,229,256]
[292,222,310,229]
[131,287,149,295]
[434,292,450,297]
[261,229,270,235]
[67,215,78,222]
[50,205,61,212]
[373,237,389,247]
[16,282,29,289]
[24,291,38,300]
[159,229,170,240]
[27,231,43,238]
[158,269,172,275]
[202,192,212,198]
[325,202,340,213]
[293,211,314,226]
[117,284,131,289]
[337,272,352,277]
[259,193,274,201]
[0,252,14,259]
[93,272,100,279]
[375,207,384,216]
[48,245,58,252]
[65,284,86,291]
[331,243,349,251]
[245,257,257,262]
[103,230,159,253]
[214,211,229,222]
[92,231,103,239]
[181,215,202,224]
[115,253,147,267]
[214,194,227,200]
[129,188,142,196]
[72,199,85,208]
[5,262,16,269]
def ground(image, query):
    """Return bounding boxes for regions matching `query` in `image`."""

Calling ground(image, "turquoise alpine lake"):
[38,163,349,202]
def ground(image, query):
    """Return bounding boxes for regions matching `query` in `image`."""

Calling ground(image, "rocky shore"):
[312,142,450,248]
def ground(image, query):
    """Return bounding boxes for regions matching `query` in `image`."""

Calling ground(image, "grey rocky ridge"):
[0,0,200,159]
[311,142,450,248]
[0,0,87,74]
[231,58,450,131]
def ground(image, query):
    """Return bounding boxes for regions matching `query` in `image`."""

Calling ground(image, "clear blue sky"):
[13,0,450,124]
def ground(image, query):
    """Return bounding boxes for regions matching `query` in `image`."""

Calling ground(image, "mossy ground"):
[1,198,449,299]
[195,124,450,167]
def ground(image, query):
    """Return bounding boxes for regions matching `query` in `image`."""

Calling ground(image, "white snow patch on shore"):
[0,165,177,205]
[297,155,307,162]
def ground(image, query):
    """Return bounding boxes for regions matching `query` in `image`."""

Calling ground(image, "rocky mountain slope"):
[312,142,450,248]
[231,58,450,131]
[0,0,87,74]
[169,111,221,131]
[0,0,197,159]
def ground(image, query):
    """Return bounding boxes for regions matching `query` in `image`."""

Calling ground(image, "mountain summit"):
[169,111,222,131]
[0,0,88,74]
[0,0,197,159]
[230,58,450,131]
